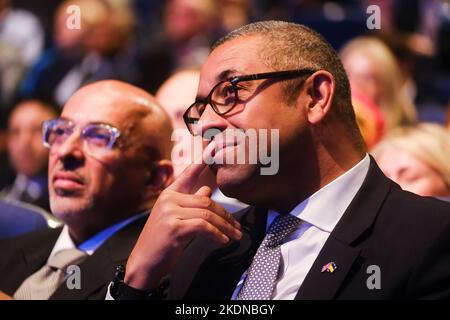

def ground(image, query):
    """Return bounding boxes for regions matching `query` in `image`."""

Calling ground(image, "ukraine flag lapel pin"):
[321,262,337,273]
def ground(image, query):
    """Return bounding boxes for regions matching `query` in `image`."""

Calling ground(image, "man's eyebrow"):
[194,69,242,101]
[217,69,240,81]
[87,121,117,127]
[58,117,116,128]
[59,116,71,121]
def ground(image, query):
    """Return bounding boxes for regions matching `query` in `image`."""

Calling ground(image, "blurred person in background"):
[340,36,417,132]
[137,0,222,94]
[0,119,14,190]
[0,0,44,111]
[0,0,44,66]
[156,70,201,175]
[217,0,252,33]
[0,100,58,211]
[372,123,450,199]
[156,70,200,135]
[162,0,220,69]
[156,69,247,213]
[20,0,135,107]
[18,0,87,106]
[351,85,385,150]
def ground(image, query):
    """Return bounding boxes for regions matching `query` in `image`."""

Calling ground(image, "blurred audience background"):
[0,100,58,211]
[372,123,450,200]
[0,0,449,225]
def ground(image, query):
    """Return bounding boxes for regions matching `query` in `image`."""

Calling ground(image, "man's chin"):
[50,197,93,220]
[213,164,258,197]
[53,186,84,197]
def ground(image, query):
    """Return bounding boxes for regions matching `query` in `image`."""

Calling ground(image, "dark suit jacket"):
[0,175,51,212]
[167,159,450,299]
[0,215,146,299]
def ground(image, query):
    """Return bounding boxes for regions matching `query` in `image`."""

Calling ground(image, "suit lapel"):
[0,228,61,295]
[296,157,392,299]
[22,229,61,272]
[51,216,147,299]
[295,237,362,299]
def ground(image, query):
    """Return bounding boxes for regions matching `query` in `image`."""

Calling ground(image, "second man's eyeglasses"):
[42,118,121,158]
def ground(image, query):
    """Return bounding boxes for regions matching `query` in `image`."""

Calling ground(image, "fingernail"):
[222,235,230,243]
[234,229,242,240]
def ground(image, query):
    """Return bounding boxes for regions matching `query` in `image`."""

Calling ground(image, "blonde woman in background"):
[372,123,450,199]
[340,36,417,132]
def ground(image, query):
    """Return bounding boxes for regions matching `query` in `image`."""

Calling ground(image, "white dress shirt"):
[211,188,249,213]
[231,154,370,300]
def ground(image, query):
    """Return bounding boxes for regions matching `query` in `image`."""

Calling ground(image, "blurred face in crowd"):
[7,101,56,177]
[48,81,173,233]
[157,70,200,130]
[164,0,216,42]
[54,0,110,53]
[342,52,383,106]
[376,145,449,197]
[0,0,9,13]
[195,35,309,202]
[54,1,86,51]
[157,70,200,177]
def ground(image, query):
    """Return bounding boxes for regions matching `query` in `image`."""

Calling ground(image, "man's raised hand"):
[124,162,242,290]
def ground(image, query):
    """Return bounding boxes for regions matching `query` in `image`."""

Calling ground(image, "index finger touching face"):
[168,162,207,194]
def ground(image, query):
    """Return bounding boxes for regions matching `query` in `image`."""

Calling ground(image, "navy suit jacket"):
[166,159,450,299]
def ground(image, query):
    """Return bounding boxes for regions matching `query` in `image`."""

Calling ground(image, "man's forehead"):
[199,36,265,87]
[62,91,136,127]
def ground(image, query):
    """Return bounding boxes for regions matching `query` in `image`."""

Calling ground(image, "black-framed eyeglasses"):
[183,68,316,135]
[42,118,121,158]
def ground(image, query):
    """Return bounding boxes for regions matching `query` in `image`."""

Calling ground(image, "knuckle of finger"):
[201,196,212,208]
[166,218,181,233]
[194,219,209,231]
[200,209,212,221]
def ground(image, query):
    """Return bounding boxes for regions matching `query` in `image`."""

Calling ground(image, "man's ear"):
[304,70,335,124]
[141,159,174,201]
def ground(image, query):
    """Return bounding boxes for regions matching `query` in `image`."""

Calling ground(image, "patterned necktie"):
[14,248,87,300]
[237,214,301,300]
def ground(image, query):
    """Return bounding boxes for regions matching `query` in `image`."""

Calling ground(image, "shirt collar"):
[48,211,148,261]
[267,154,370,233]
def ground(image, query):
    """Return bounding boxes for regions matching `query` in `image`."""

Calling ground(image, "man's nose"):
[197,105,228,139]
[53,132,84,162]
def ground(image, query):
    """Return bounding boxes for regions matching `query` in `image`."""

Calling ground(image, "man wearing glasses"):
[0,80,173,299]
[111,21,450,300]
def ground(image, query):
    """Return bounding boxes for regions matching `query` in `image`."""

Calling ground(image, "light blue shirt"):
[49,211,148,261]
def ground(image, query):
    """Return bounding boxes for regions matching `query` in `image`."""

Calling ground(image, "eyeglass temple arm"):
[231,69,316,84]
